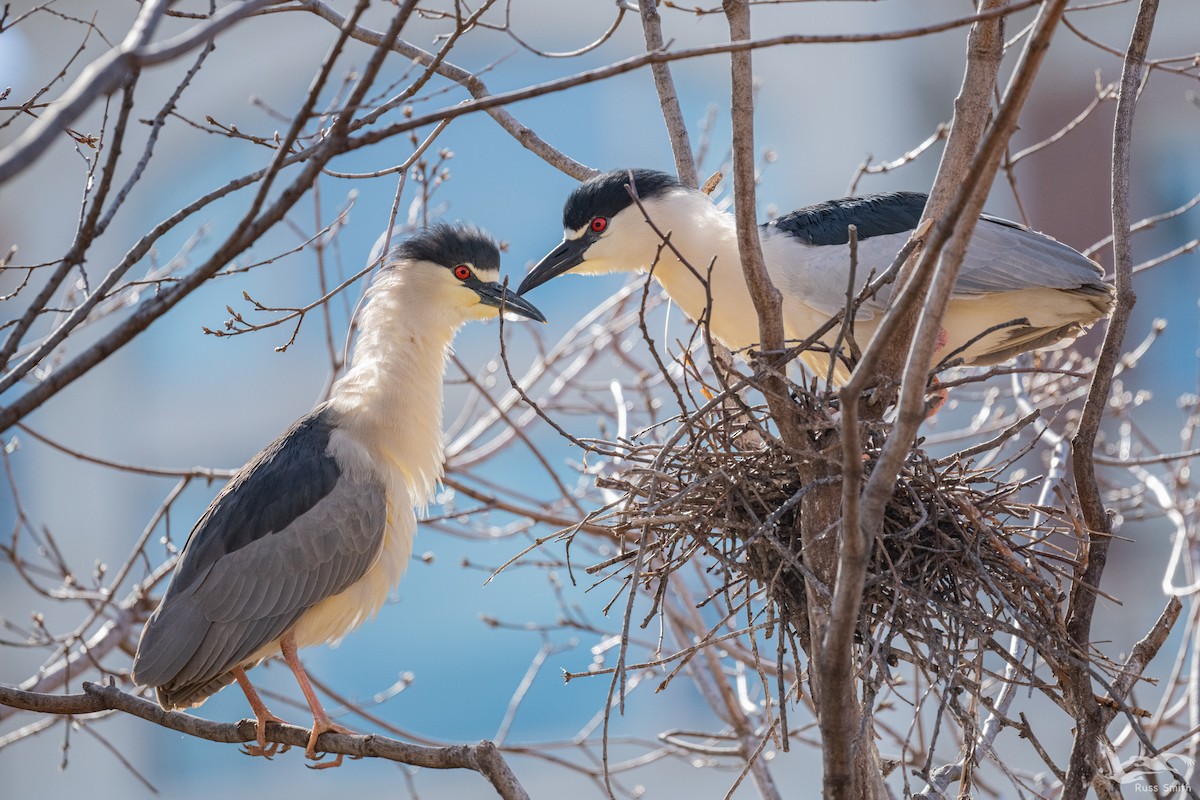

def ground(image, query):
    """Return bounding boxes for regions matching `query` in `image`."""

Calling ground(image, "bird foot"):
[925,376,948,418]
[241,741,286,759]
[276,631,360,769]
[240,714,292,759]
[925,389,949,418]
[304,719,356,769]
[233,666,291,758]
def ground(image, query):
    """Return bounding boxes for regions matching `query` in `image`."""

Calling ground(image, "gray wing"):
[767,200,1105,317]
[954,215,1106,295]
[132,406,387,707]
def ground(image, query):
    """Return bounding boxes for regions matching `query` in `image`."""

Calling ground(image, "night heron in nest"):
[132,223,545,767]
[518,169,1113,383]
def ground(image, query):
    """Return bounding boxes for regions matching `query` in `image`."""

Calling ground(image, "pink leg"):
[279,632,354,769]
[924,326,950,420]
[925,375,949,418]
[934,327,949,353]
[232,667,290,758]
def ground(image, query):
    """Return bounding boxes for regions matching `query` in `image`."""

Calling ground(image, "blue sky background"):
[2,1,1199,797]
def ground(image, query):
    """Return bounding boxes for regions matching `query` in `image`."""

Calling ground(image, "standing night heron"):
[131,223,545,767]
[518,169,1113,383]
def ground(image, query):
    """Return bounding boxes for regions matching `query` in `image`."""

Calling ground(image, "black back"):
[768,191,928,246]
[168,406,341,597]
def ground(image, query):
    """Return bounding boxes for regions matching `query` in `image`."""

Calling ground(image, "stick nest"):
[587,382,1087,693]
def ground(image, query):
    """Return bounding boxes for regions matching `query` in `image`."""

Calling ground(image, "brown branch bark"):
[1102,596,1182,728]
[0,683,529,800]
[722,0,805,450]
[639,0,697,188]
[0,1,403,433]
[819,6,1010,798]
[349,2,1042,154]
[1063,1,1158,796]
[0,0,285,184]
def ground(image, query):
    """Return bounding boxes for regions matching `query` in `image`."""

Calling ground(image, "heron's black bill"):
[475,281,547,323]
[517,237,588,295]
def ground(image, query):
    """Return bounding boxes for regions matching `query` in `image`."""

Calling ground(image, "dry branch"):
[0,683,529,800]
[4,3,1198,798]
[1063,1,1158,796]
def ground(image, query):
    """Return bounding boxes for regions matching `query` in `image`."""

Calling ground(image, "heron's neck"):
[326,272,458,504]
[639,192,758,350]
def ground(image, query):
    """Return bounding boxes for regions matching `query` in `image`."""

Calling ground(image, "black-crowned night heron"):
[518,169,1113,383]
[131,223,544,767]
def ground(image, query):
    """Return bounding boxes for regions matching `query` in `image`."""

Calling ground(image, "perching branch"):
[0,683,529,800]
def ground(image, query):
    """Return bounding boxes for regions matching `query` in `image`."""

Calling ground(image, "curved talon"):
[240,742,279,759]
[240,717,292,759]
[307,754,345,770]
[304,719,355,768]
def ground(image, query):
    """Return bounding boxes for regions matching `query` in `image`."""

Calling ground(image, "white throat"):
[628,192,760,351]
[326,268,460,505]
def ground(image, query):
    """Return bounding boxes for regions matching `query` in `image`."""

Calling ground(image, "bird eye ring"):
[453,265,472,281]
[590,217,608,233]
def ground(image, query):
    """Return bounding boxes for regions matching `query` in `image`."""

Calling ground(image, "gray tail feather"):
[1074,282,1117,315]
[968,321,1091,367]
[155,670,241,711]
[133,582,295,711]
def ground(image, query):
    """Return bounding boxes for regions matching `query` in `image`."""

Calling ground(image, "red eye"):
[590,216,607,233]
[453,264,472,281]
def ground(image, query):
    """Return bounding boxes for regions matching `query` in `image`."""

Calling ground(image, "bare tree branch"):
[722,0,805,450]
[1063,1,1159,796]
[0,683,529,800]
[0,0,286,184]
[640,0,697,188]
[4,3,1196,797]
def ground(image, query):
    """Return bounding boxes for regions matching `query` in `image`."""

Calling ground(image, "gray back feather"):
[132,406,387,708]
